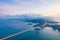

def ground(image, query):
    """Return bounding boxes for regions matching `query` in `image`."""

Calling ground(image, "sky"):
[0,0,60,17]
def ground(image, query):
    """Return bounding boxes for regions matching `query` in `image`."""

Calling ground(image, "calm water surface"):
[0,19,60,40]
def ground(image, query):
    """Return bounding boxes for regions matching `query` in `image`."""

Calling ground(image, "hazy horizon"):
[0,0,60,15]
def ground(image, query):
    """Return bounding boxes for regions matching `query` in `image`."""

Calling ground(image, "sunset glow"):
[0,0,60,16]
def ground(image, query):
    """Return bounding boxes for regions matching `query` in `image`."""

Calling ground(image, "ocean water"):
[0,18,60,40]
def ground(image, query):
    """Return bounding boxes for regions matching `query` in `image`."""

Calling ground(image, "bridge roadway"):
[0,27,33,40]
[0,22,47,40]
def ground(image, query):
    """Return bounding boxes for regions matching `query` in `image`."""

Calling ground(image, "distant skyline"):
[0,0,60,17]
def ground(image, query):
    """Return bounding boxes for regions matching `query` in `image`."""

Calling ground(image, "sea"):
[0,17,60,40]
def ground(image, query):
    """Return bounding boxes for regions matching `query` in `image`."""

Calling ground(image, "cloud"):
[42,11,60,17]
[0,9,25,15]
[0,0,60,15]
[0,3,24,15]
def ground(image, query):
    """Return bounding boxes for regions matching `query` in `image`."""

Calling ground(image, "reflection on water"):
[0,17,60,40]
[6,27,60,40]
[33,30,40,40]
[26,18,60,32]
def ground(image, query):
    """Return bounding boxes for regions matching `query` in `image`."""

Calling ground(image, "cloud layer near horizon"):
[0,0,60,17]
